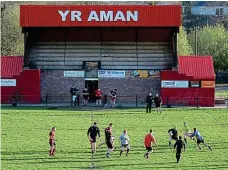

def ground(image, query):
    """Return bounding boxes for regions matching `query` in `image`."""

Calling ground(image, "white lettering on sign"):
[88,11,99,21]
[114,11,126,21]
[100,11,113,21]
[98,70,125,78]
[58,10,70,21]
[58,10,138,22]
[1,79,16,86]
[58,10,82,21]
[71,11,82,21]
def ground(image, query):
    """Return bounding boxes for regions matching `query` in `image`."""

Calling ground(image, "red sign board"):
[20,5,181,27]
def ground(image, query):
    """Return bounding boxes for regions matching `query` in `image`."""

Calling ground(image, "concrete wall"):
[41,70,160,103]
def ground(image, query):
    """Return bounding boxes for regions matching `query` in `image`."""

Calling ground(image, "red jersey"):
[95,90,102,97]
[144,133,155,147]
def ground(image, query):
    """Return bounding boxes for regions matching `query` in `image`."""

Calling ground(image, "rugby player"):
[119,130,130,157]
[87,122,100,154]
[181,122,192,144]
[168,126,178,146]
[49,127,56,156]
[144,130,158,159]
[174,136,186,163]
[189,128,212,151]
[105,123,115,158]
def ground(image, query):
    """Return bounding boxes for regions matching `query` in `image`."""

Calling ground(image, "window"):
[216,8,224,16]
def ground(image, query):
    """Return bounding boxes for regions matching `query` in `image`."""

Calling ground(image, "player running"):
[153,94,162,113]
[174,136,186,163]
[109,89,117,108]
[181,122,192,144]
[87,122,100,154]
[105,123,115,158]
[119,130,130,157]
[168,126,178,147]
[189,128,212,151]
[82,88,89,106]
[95,89,103,107]
[144,130,158,159]
[49,127,56,156]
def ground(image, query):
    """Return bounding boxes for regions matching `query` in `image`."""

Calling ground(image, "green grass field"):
[1,107,228,170]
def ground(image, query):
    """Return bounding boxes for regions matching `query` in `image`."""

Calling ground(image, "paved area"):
[1,102,227,109]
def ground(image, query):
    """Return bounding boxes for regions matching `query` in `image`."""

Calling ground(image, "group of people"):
[87,122,130,158]
[146,93,163,113]
[49,122,212,163]
[70,84,117,107]
[168,123,212,163]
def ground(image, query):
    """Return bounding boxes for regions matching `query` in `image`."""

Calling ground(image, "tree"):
[1,4,23,56]
[177,27,193,55]
[188,24,228,71]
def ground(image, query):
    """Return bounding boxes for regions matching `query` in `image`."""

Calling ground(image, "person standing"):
[146,93,153,113]
[95,89,103,107]
[82,88,89,106]
[174,136,186,163]
[105,123,114,158]
[87,122,100,154]
[153,94,162,113]
[49,127,56,156]
[70,84,78,106]
[144,130,158,159]
[189,128,212,151]
[110,89,117,108]
[119,130,130,157]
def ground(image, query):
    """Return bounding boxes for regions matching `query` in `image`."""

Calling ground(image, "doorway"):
[85,80,98,102]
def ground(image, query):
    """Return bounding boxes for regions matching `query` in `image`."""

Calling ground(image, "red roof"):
[1,56,24,78]
[178,56,215,80]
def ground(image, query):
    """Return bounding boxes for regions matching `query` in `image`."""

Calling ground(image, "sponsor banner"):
[133,70,148,78]
[175,81,189,88]
[190,81,201,88]
[148,70,160,78]
[1,79,16,86]
[98,70,125,78]
[201,81,215,88]
[64,71,84,77]
[161,81,175,88]
[133,70,160,78]
[161,81,188,88]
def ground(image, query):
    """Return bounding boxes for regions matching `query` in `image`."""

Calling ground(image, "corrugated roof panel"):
[1,56,24,78]
[178,56,215,80]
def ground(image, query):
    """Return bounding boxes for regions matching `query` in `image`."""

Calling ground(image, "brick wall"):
[41,70,85,102]
[41,70,161,103]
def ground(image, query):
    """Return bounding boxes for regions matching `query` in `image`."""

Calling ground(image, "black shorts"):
[197,138,204,144]
[83,96,89,100]
[146,147,152,152]
[90,136,96,143]
[155,103,161,107]
[106,141,113,149]
[122,144,129,148]
[172,135,178,140]
[96,96,101,100]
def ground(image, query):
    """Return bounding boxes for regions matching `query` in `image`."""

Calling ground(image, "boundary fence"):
[1,94,228,108]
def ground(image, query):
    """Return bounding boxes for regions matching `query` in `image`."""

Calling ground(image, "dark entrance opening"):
[85,80,98,102]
